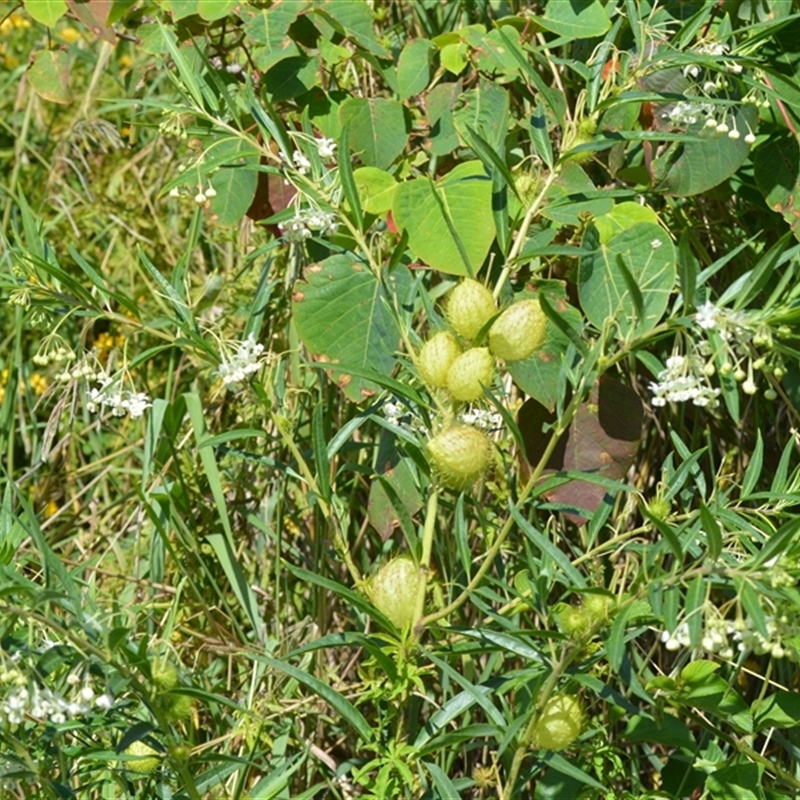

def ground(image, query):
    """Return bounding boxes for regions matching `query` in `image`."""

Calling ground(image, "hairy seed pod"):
[446,347,494,401]
[488,299,547,362]
[367,555,423,630]
[445,279,497,340]
[417,331,461,388]
[532,695,584,751]
[427,424,492,490]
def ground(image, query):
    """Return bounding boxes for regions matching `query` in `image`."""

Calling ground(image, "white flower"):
[316,137,337,159]
[95,693,114,710]
[745,132,756,144]
[649,353,720,409]
[650,238,662,249]
[292,150,311,174]
[217,333,266,388]
[695,301,720,330]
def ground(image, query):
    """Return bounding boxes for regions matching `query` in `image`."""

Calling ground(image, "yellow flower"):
[58,27,82,44]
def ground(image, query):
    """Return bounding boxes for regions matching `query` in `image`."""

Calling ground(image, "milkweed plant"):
[2,1,800,799]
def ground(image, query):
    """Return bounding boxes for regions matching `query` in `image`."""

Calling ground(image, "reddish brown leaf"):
[518,376,643,524]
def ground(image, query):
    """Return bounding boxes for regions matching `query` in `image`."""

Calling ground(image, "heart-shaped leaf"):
[579,222,676,339]
[392,161,495,275]
[292,256,411,401]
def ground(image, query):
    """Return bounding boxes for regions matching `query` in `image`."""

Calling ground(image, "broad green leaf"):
[453,79,509,152]
[263,55,320,101]
[397,38,435,100]
[753,691,800,731]
[623,714,695,749]
[543,162,613,226]
[368,441,422,540]
[392,161,495,275]
[23,0,67,25]
[208,139,260,226]
[463,25,523,82]
[440,41,468,75]
[313,0,389,58]
[241,2,305,70]
[652,104,758,196]
[537,0,611,38]
[593,202,660,243]
[579,222,676,338]
[197,0,238,20]
[353,167,396,214]
[292,256,411,401]
[427,81,461,156]
[161,0,201,20]
[755,133,800,242]
[339,98,408,169]
[28,50,72,105]
[705,763,762,800]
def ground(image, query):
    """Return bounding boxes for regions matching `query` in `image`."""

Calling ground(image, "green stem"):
[417,383,587,631]
[412,490,440,639]
[493,168,561,300]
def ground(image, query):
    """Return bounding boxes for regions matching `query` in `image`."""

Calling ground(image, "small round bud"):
[745,133,756,144]
[446,348,494,402]
[445,279,497,340]
[728,129,740,140]
[764,388,778,401]
[488,299,547,362]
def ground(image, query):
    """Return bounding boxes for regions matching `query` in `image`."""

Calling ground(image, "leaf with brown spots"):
[292,255,411,402]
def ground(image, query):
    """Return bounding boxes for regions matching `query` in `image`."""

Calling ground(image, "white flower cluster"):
[661,614,799,661]
[217,333,265,387]
[86,374,152,419]
[662,100,715,127]
[460,407,503,430]
[649,354,720,408]
[0,679,113,726]
[279,208,339,242]
[284,137,338,176]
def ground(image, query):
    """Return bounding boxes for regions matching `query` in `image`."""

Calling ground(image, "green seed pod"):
[427,424,492,490]
[532,694,584,751]
[445,279,497,340]
[367,555,423,630]
[151,660,178,692]
[488,299,546,362]
[121,740,162,773]
[417,331,462,388]
[446,347,494,401]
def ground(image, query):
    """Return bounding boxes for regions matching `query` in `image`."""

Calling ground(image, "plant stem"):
[412,489,439,639]
[493,168,561,300]
[417,381,587,631]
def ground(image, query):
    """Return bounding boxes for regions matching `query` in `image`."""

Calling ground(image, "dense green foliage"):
[3,1,800,798]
